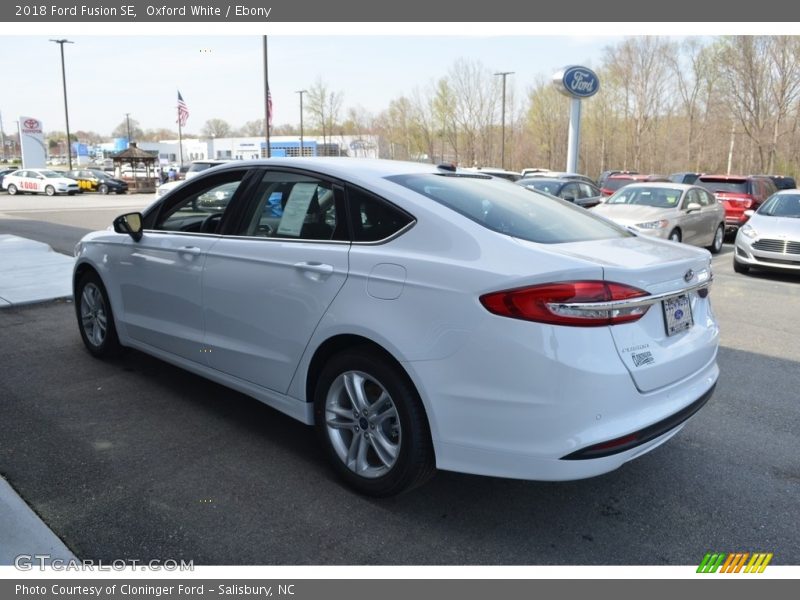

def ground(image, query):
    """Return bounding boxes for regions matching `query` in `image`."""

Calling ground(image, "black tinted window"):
[348,186,413,242]
[387,173,631,244]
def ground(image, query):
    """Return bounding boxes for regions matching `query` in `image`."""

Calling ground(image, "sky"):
[0,34,624,138]
[4,20,799,140]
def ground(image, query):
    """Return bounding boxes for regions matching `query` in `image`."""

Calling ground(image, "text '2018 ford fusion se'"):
[73,159,719,496]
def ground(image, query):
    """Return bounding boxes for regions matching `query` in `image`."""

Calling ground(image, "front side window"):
[153,171,246,233]
[388,173,631,244]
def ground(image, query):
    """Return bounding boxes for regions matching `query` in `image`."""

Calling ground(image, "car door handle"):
[294,261,334,279]
[178,246,202,257]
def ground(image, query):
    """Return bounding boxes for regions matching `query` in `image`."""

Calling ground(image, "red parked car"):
[696,175,777,232]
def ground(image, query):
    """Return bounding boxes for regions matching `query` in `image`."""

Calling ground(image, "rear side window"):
[387,173,631,244]
[347,186,414,242]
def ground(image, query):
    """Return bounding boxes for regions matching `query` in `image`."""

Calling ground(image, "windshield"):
[518,180,563,195]
[757,194,800,218]
[88,170,109,179]
[387,173,631,244]
[697,179,747,194]
[606,186,683,208]
[40,170,63,178]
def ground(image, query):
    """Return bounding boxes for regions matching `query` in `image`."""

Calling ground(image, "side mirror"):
[113,212,144,242]
[744,209,755,218]
[562,195,576,202]
[686,202,702,213]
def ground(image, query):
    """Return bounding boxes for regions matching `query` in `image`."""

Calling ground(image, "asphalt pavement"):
[0,210,798,565]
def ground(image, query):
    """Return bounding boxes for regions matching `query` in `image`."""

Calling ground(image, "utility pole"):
[296,90,307,157]
[494,71,514,170]
[125,113,132,146]
[50,39,74,171]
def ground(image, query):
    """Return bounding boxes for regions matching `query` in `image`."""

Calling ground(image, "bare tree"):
[201,118,232,138]
[604,37,673,171]
[239,119,266,137]
[307,78,344,148]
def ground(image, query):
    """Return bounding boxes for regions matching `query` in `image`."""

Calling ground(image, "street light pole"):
[494,71,514,170]
[50,39,74,171]
[125,113,132,146]
[296,90,307,157]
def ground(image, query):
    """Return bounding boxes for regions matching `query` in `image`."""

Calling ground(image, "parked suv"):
[696,175,777,232]
[755,174,797,191]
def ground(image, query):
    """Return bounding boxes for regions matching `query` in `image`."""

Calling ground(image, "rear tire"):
[75,271,124,358]
[732,257,750,275]
[99,184,109,195]
[7,184,17,195]
[668,229,682,243]
[707,224,724,254]
[314,348,435,496]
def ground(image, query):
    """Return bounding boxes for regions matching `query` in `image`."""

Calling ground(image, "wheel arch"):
[306,334,410,406]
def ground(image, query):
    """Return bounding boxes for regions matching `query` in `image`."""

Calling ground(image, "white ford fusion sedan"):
[73,158,719,496]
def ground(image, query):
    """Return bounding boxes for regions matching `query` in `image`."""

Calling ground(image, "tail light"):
[480,281,651,327]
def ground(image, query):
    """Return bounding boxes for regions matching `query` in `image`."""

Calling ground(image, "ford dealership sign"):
[553,66,600,99]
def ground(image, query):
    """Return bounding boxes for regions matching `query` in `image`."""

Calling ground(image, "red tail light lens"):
[480,281,651,327]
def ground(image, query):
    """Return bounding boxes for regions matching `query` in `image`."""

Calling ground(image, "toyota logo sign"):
[24,119,40,129]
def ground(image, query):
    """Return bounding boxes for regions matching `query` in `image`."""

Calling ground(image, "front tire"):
[75,271,123,358]
[45,185,56,196]
[668,229,682,243]
[314,348,435,496]
[707,224,724,254]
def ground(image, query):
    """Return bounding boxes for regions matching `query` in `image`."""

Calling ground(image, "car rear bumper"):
[407,321,719,481]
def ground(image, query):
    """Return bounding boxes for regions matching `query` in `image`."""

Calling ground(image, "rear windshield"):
[697,179,747,194]
[603,178,635,191]
[387,173,631,244]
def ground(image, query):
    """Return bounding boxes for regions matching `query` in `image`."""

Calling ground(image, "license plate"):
[662,294,693,336]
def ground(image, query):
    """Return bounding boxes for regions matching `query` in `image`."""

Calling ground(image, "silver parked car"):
[733,190,800,274]
[592,183,726,253]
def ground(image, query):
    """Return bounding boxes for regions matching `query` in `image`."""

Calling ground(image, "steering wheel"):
[199,213,223,233]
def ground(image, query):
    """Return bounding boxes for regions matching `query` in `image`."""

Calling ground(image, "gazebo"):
[111,143,159,193]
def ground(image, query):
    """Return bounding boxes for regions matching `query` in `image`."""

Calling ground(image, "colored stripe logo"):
[697,552,773,573]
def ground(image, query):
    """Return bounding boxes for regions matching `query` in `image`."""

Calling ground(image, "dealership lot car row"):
[71,158,720,496]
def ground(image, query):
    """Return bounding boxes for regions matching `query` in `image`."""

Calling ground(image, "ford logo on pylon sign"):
[553,66,600,99]
[24,119,40,129]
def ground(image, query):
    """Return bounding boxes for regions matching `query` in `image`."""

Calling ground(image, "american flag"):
[267,88,273,128]
[177,91,189,127]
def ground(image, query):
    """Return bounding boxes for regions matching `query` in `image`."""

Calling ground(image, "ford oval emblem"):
[553,66,600,99]
[684,270,694,282]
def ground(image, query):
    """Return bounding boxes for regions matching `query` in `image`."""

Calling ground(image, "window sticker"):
[277,183,317,237]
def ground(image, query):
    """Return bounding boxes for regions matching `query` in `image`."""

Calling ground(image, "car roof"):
[205,158,450,180]
[616,182,694,191]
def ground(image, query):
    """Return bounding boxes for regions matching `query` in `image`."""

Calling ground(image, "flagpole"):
[263,35,271,158]
[177,92,184,168]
